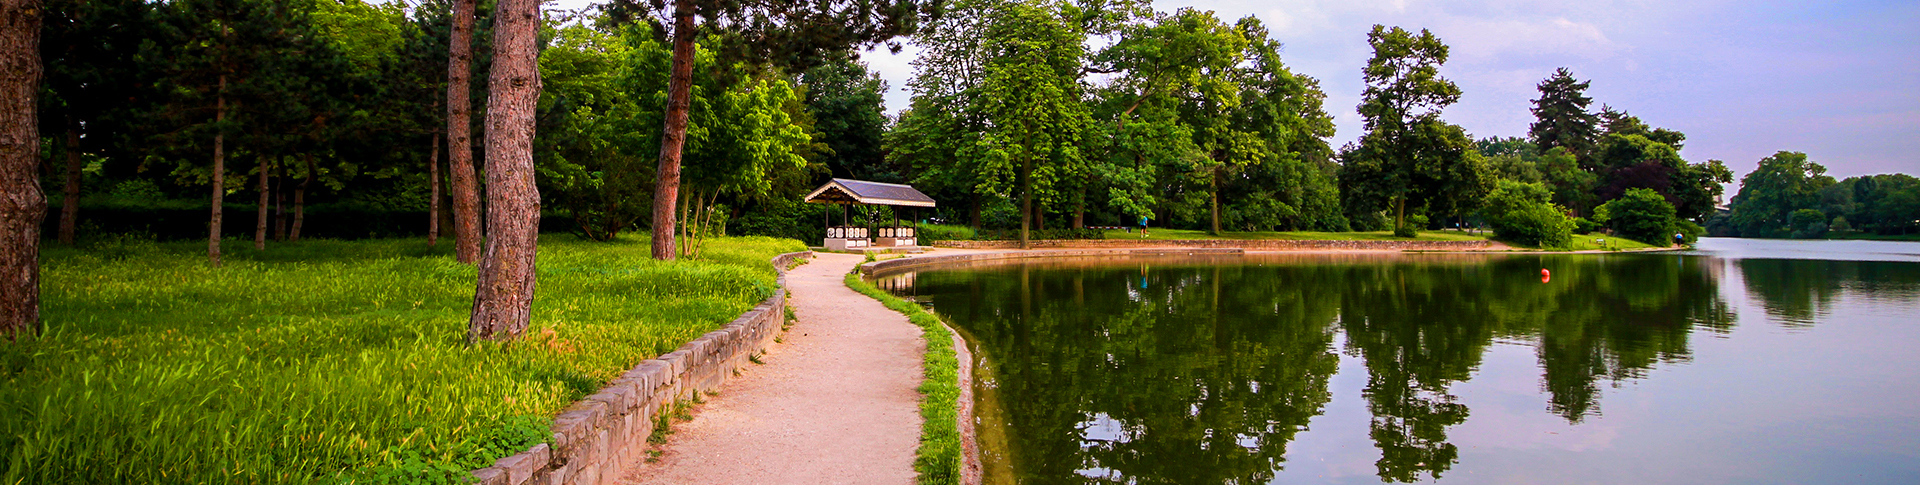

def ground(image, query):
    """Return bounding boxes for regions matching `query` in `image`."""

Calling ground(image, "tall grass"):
[843,273,961,485]
[0,235,803,484]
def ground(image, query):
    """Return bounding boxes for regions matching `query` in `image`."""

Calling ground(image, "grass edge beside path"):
[844,272,962,485]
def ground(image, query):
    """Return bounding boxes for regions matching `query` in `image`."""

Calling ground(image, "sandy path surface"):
[621,252,924,485]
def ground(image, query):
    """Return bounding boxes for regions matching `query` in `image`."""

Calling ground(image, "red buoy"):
[1541,268,1551,283]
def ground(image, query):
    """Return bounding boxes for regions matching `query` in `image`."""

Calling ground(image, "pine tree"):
[1527,68,1598,161]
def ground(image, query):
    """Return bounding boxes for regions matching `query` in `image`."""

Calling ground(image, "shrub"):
[913,223,976,243]
[1830,216,1852,233]
[1392,225,1418,238]
[1482,180,1574,248]
[1572,217,1601,234]
[1789,208,1827,239]
[1596,188,1679,245]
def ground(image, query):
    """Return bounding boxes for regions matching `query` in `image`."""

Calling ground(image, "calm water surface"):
[882,238,1920,484]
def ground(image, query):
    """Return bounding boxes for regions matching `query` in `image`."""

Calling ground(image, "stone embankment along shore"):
[860,247,1244,277]
[470,251,814,485]
[931,238,1493,251]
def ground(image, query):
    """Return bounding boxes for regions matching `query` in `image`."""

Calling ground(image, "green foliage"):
[1727,151,1836,238]
[1572,217,1600,234]
[1789,209,1828,239]
[803,57,897,181]
[1481,180,1573,248]
[843,274,962,485]
[1597,188,1679,245]
[1,236,803,483]
[1528,68,1600,159]
[1829,216,1852,233]
[1340,25,1491,230]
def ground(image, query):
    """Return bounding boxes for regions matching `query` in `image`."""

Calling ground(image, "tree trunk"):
[1019,157,1031,249]
[0,0,43,340]
[969,197,981,230]
[209,75,226,267]
[429,131,441,246]
[274,158,286,241]
[446,0,481,263]
[254,157,269,250]
[293,153,310,242]
[57,124,78,245]
[1395,197,1406,233]
[1210,169,1222,235]
[467,0,541,344]
[649,0,696,261]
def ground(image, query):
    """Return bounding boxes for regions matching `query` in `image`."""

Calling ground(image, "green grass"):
[1826,232,1920,242]
[1,234,803,484]
[844,273,961,485]
[1100,228,1490,241]
[1559,234,1661,251]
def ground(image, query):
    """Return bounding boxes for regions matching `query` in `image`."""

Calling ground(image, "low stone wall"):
[471,250,813,485]
[860,248,1242,277]
[932,238,1492,251]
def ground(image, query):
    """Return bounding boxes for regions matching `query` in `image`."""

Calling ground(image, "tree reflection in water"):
[892,253,1741,484]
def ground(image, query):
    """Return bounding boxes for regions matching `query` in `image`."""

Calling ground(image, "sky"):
[547,0,1920,181]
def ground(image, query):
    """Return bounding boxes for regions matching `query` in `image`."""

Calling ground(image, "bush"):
[1482,180,1574,248]
[1392,225,1418,238]
[1596,188,1679,246]
[1830,216,1852,233]
[1572,217,1601,234]
[913,223,976,243]
[1789,208,1828,239]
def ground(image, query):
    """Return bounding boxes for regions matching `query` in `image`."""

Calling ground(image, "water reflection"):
[889,253,1742,483]
[1738,258,1920,326]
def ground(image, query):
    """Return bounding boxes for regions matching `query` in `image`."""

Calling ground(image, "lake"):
[881,238,1920,484]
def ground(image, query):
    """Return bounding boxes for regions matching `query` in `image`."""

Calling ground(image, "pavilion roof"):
[803,178,936,207]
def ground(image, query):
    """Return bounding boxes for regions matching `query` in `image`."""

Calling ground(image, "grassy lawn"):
[1100,228,1490,241]
[2,235,803,484]
[1558,234,1662,251]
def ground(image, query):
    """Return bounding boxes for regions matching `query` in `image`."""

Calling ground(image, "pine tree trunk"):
[649,0,696,261]
[274,160,286,241]
[429,131,441,247]
[57,124,79,245]
[969,197,981,230]
[292,153,310,242]
[0,0,44,340]
[446,0,481,264]
[209,75,226,267]
[467,0,541,344]
[254,157,269,250]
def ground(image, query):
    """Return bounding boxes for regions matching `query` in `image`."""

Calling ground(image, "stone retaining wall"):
[932,238,1492,251]
[471,251,813,485]
[860,248,1243,277]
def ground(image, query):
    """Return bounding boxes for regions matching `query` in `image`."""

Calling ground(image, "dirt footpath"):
[621,252,923,485]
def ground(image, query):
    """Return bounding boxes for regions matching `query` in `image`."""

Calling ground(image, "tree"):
[606,0,934,260]
[1727,151,1833,238]
[445,0,481,263]
[1595,187,1678,245]
[802,57,895,182]
[1480,179,1572,248]
[1527,68,1598,161]
[1338,25,1483,236]
[39,0,150,245]
[0,0,43,340]
[466,0,540,343]
[970,1,1088,247]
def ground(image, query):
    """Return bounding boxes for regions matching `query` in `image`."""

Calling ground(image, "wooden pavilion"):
[803,178,936,251]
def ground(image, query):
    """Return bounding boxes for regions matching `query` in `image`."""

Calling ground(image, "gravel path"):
[621,252,924,485]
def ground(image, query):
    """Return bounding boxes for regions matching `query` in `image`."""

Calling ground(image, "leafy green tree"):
[602,0,934,260]
[1727,151,1834,237]
[40,0,154,245]
[1537,147,1598,215]
[1480,179,1572,247]
[1338,25,1488,236]
[1527,67,1598,160]
[1596,187,1678,245]
[802,56,895,182]
[969,1,1089,246]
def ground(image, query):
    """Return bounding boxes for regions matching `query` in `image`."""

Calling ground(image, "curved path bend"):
[620,252,923,485]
